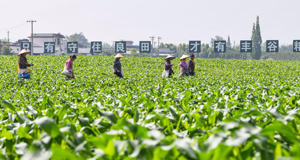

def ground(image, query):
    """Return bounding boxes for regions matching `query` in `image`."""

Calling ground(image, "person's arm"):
[66,61,72,72]
[192,61,195,72]
[165,62,172,67]
[183,62,188,70]
[113,61,117,72]
[188,60,194,71]
[114,61,121,72]
[179,62,183,68]
[19,57,32,67]
[170,67,174,74]
[165,62,171,70]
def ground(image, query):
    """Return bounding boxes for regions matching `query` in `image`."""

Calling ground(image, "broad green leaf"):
[51,144,82,160]
[98,110,118,123]
[17,126,32,139]
[34,117,61,138]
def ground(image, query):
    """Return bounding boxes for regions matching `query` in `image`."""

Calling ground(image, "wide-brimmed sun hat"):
[17,49,31,56]
[114,53,124,58]
[180,55,189,60]
[165,55,175,60]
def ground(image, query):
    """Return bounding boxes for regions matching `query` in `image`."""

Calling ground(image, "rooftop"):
[28,33,65,38]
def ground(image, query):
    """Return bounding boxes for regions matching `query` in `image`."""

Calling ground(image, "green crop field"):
[0,56,300,160]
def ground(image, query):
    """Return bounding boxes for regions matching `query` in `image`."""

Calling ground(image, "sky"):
[0,0,299,46]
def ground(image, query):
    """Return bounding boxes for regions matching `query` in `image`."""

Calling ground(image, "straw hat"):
[180,55,189,60]
[114,53,124,58]
[17,49,31,56]
[165,55,175,60]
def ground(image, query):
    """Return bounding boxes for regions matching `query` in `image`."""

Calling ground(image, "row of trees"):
[34,18,292,60]
[1,17,299,60]
[155,17,264,59]
[48,28,300,59]
[156,16,298,60]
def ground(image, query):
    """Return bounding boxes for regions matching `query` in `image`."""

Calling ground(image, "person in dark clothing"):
[188,54,195,76]
[114,53,124,78]
[17,49,34,79]
[163,55,175,78]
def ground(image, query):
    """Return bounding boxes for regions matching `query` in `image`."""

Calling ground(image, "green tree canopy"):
[66,32,89,47]
[0,45,13,55]
[210,36,225,47]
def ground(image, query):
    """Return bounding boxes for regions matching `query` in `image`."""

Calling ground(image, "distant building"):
[28,33,65,46]
[127,45,139,50]
[17,39,29,43]
[103,47,114,52]
[4,39,30,55]
[27,33,66,55]
[158,48,176,54]
[126,41,134,46]
[158,54,170,57]
[125,41,139,52]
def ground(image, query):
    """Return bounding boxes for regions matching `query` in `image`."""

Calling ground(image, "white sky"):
[0,0,299,46]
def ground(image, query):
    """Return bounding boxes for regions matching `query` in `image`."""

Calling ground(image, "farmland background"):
[1,56,300,159]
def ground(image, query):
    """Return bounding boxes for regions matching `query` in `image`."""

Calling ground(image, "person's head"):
[190,54,195,60]
[180,55,189,61]
[165,55,175,61]
[115,53,123,60]
[70,55,77,61]
[18,49,30,57]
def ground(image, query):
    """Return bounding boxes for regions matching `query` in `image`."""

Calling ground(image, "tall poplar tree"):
[227,36,231,47]
[251,23,256,58]
[251,16,262,59]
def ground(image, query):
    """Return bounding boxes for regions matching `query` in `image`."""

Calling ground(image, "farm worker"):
[114,53,124,78]
[179,55,189,77]
[188,54,195,76]
[64,55,77,79]
[17,49,34,79]
[162,55,175,78]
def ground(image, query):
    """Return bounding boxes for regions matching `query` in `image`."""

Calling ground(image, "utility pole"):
[154,42,157,53]
[149,36,155,54]
[7,31,10,54]
[7,31,9,45]
[158,37,161,52]
[58,36,61,55]
[157,37,161,47]
[27,20,36,55]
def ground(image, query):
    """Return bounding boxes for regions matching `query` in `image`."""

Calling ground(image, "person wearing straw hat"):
[114,53,124,78]
[188,54,195,76]
[179,55,189,77]
[17,49,34,79]
[162,55,175,78]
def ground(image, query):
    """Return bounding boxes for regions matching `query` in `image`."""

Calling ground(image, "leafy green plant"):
[0,55,300,160]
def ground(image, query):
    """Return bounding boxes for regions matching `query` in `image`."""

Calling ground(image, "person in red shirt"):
[64,55,77,79]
